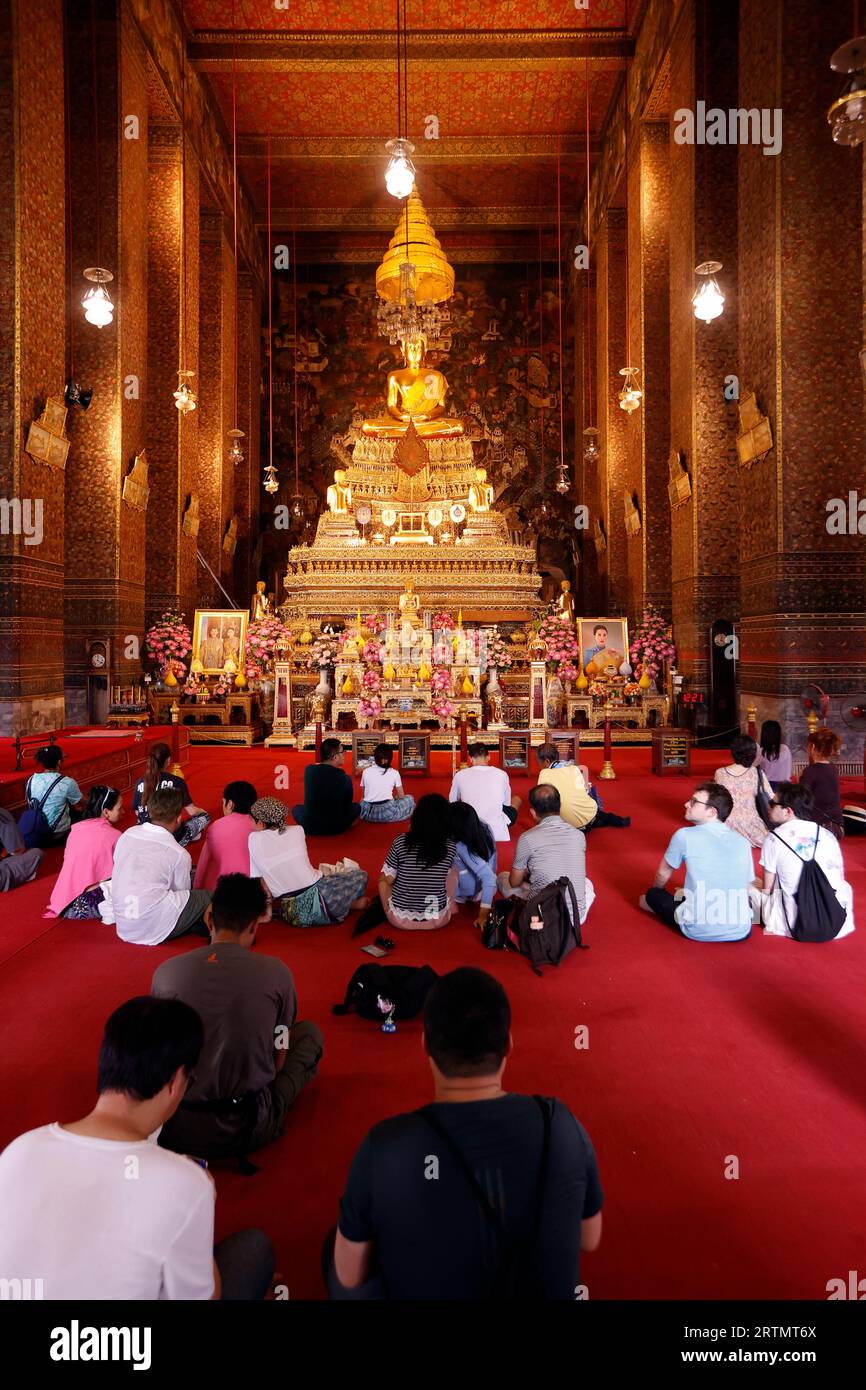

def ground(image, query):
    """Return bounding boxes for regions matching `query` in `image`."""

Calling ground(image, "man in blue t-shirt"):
[326,967,603,1300]
[640,781,753,941]
[292,739,361,837]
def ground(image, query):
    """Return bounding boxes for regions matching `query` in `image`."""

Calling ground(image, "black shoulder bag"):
[417,1095,552,1299]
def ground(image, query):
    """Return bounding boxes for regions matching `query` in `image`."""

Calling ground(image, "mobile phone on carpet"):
[361,944,387,957]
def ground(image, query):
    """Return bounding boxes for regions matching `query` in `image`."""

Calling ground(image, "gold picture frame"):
[192,609,248,675]
[579,617,630,680]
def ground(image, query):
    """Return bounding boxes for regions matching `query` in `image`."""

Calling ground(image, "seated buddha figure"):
[362,334,464,439]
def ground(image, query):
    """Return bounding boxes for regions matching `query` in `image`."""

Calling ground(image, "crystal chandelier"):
[828,37,866,145]
[583,427,599,464]
[174,370,197,413]
[618,367,642,414]
[227,428,245,465]
[554,463,570,495]
[692,261,725,323]
[82,267,115,327]
[263,464,279,494]
[377,261,450,347]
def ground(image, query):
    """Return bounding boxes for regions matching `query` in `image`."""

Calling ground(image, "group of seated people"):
[638,729,855,943]
[0,718,859,1301]
[0,947,604,1300]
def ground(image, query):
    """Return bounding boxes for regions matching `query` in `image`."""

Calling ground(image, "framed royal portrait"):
[579,617,629,680]
[192,610,248,675]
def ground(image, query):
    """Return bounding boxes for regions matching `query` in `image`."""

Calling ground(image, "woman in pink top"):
[45,786,123,919]
[193,781,258,892]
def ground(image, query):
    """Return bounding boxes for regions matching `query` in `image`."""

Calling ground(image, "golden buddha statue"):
[468,467,494,512]
[250,581,272,623]
[555,578,576,624]
[326,469,352,514]
[398,579,422,629]
[362,334,464,439]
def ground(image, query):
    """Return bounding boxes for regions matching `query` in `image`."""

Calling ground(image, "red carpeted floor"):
[2,745,865,1300]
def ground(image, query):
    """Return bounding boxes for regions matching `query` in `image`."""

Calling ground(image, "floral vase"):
[314,664,331,699]
[547,675,564,728]
[259,678,275,724]
[638,669,652,689]
[576,670,589,691]
[486,665,501,697]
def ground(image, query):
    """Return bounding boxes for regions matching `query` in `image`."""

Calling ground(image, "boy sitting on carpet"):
[0,996,274,1299]
[112,788,211,945]
[152,873,324,1162]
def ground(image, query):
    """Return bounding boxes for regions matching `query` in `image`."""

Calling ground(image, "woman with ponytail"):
[131,742,209,848]
[45,786,124,920]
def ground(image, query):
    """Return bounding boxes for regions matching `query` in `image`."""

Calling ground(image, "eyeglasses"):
[687,797,709,807]
[768,800,779,808]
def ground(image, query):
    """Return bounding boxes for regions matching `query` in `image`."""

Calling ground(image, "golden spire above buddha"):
[362,332,464,439]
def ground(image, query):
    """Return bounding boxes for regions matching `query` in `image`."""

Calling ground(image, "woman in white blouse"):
[248,797,368,926]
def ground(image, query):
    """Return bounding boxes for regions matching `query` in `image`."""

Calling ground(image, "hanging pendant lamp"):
[692,260,725,323]
[82,2,114,327]
[175,0,195,412]
[385,0,415,197]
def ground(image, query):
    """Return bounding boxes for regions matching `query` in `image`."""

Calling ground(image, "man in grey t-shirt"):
[152,874,323,1160]
[496,784,595,924]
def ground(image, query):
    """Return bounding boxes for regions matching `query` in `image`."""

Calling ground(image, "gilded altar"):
[282,429,541,624]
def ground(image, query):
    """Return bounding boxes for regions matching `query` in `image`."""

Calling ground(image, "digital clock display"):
[682,691,704,704]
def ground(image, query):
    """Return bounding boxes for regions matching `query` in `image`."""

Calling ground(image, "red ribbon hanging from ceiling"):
[267,136,273,484]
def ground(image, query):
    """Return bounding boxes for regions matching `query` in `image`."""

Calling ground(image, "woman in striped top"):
[379,794,458,931]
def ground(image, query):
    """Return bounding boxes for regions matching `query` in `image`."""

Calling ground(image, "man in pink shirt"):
[194,781,258,892]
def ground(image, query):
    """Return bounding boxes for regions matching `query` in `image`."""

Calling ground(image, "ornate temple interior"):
[1,0,866,1330]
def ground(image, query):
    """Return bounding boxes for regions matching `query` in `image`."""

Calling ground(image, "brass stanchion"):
[805,708,819,737]
[746,702,757,739]
[598,707,616,780]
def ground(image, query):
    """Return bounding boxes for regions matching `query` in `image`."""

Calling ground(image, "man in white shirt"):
[0,996,274,1299]
[750,781,855,938]
[448,743,522,843]
[112,787,212,945]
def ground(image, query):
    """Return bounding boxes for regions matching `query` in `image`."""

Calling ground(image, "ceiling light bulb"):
[384,138,416,198]
[583,427,599,464]
[82,268,115,327]
[692,261,725,323]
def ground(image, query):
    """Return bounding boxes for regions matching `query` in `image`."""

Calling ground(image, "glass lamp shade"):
[583,428,599,465]
[82,279,114,328]
[227,428,245,465]
[263,465,279,495]
[384,138,416,198]
[554,464,570,495]
[618,367,642,414]
[828,40,866,145]
[692,262,725,323]
[289,494,305,521]
[173,383,197,413]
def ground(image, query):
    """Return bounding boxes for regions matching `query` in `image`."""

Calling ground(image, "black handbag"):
[754,766,773,827]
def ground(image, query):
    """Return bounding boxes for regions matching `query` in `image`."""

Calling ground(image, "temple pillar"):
[628,120,671,623]
[63,0,148,724]
[232,271,263,608]
[145,119,199,626]
[0,0,67,735]
[595,207,629,614]
[197,208,236,607]
[738,0,866,755]
[668,0,740,710]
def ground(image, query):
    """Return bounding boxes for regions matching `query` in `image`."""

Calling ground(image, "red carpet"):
[2,746,865,1300]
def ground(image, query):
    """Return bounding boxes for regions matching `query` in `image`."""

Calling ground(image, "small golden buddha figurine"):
[326,469,352,514]
[398,579,421,627]
[555,578,576,624]
[468,467,494,513]
[362,334,464,439]
[250,581,272,623]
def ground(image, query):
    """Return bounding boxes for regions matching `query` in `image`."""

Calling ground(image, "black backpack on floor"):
[771,827,847,942]
[483,878,587,975]
[332,964,439,1021]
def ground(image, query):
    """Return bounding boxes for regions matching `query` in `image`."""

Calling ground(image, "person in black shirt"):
[326,967,603,1300]
[292,739,362,836]
[132,742,210,848]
